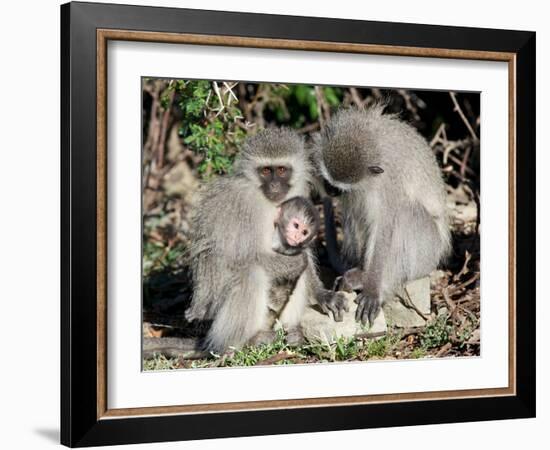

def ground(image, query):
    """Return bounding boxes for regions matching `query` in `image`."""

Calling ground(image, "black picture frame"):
[61,1,536,447]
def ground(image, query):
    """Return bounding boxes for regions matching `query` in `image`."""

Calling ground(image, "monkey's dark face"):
[257,165,293,203]
[319,111,385,189]
[321,139,384,188]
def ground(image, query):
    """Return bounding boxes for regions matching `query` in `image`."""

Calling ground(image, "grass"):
[142,327,427,371]
[142,353,181,371]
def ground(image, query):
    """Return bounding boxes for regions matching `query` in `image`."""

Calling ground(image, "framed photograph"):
[61,1,535,447]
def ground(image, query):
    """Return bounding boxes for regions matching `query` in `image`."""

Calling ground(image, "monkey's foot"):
[184,306,206,322]
[355,293,381,326]
[285,327,305,347]
[249,330,278,347]
[318,290,350,322]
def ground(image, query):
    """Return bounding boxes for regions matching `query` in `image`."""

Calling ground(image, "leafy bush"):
[420,315,453,349]
[167,80,246,177]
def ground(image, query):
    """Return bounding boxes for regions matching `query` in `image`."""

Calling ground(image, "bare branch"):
[450,92,479,142]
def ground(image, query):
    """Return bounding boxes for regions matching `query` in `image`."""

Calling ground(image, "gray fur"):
[313,105,451,325]
[186,128,348,353]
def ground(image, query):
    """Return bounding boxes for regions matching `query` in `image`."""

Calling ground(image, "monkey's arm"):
[354,222,393,325]
[306,253,349,322]
[258,252,309,280]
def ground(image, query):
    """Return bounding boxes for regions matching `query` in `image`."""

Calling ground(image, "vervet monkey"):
[313,105,451,325]
[272,196,320,256]
[185,129,348,354]
[260,196,322,344]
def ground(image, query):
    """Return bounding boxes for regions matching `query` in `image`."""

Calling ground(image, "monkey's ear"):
[368,166,384,174]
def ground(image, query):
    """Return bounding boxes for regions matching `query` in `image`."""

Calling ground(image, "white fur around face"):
[318,159,353,192]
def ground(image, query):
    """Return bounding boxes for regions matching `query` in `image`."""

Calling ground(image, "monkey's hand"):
[185,304,207,322]
[317,290,350,322]
[354,292,381,326]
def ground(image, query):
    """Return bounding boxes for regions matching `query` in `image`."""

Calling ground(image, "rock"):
[301,292,387,343]
[300,276,431,342]
[383,276,431,328]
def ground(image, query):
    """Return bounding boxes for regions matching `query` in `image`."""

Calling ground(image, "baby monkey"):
[261,196,325,346]
[272,197,320,256]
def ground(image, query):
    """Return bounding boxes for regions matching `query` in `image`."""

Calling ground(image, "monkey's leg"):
[185,255,219,321]
[354,202,441,325]
[399,203,449,281]
[249,330,278,347]
[185,303,208,322]
[285,327,305,347]
[203,265,270,353]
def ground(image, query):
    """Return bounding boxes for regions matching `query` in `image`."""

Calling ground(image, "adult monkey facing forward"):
[185,128,348,354]
[314,105,451,325]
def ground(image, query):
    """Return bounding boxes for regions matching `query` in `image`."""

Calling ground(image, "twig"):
[223,81,239,102]
[436,342,452,357]
[397,89,422,121]
[349,87,365,108]
[460,147,472,179]
[314,86,331,128]
[355,326,425,340]
[156,89,174,169]
[429,122,447,147]
[398,287,429,320]
[212,81,225,116]
[454,251,472,281]
[450,92,479,142]
[448,273,480,296]
[441,287,457,317]
[297,122,320,134]
[143,80,162,190]
[463,182,481,235]
[256,351,295,366]
[435,147,476,176]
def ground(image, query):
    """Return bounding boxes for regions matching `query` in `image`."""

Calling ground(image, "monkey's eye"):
[293,222,299,229]
[276,166,287,177]
[302,230,308,236]
[368,166,384,174]
[261,167,272,176]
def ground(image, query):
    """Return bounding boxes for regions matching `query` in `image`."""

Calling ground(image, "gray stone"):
[301,292,387,343]
[383,276,431,328]
[300,276,431,342]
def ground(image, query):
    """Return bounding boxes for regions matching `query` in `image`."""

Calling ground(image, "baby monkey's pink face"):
[284,216,311,247]
[273,196,319,255]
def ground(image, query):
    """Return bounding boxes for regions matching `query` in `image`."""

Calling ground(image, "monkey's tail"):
[143,337,211,360]
[323,196,347,276]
